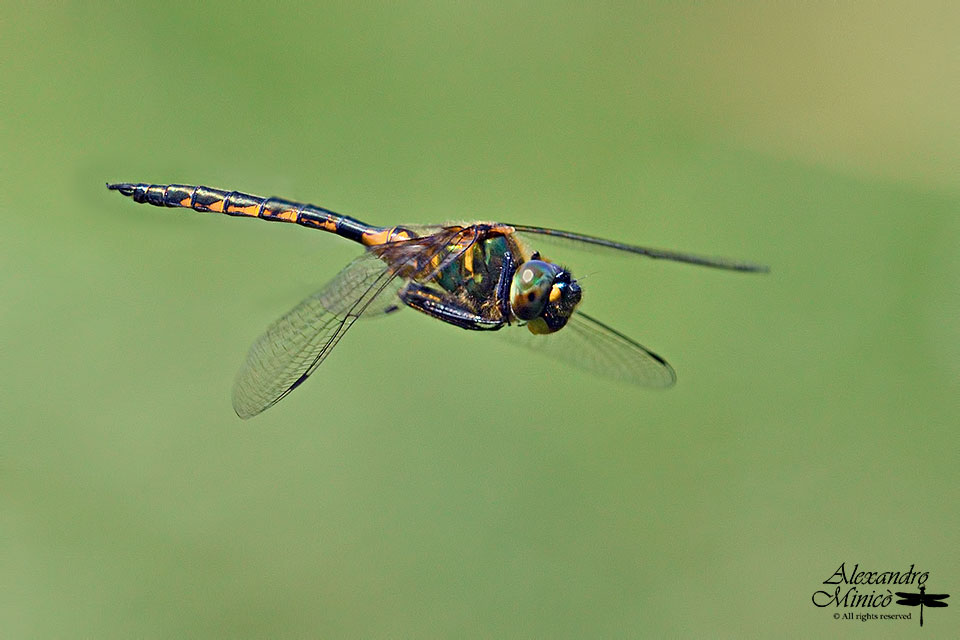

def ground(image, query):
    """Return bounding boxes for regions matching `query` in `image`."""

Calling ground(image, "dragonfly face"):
[108,182,768,418]
[509,259,582,334]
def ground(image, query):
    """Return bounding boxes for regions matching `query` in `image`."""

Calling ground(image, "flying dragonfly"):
[108,182,768,418]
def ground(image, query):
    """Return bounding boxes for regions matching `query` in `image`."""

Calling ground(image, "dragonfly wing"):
[371,226,475,281]
[319,254,404,318]
[231,228,472,418]
[495,310,676,387]
[510,225,769,273]
[232,252,399,419]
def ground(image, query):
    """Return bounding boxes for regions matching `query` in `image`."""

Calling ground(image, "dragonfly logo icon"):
[895,585,950,628]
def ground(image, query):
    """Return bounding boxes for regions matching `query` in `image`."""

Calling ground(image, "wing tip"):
[737,262,771,274]
[233,408,256,420]
[231,385,273,420]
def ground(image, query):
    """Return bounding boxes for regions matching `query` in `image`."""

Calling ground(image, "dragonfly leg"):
[399,283,504,331]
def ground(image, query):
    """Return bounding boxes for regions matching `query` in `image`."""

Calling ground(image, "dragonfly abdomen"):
[107,182,382,245]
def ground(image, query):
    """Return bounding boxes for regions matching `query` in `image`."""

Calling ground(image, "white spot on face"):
[521,268,534,284]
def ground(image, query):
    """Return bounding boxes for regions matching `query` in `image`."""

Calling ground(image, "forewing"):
[232,252,399,419]
[510,225,769,273]
[496,310,676,387]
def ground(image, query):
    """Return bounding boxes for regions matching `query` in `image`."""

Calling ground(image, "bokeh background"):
[3,2,958,637]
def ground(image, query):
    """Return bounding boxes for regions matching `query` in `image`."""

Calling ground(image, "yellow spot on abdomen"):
[228,204,260,217]
[362,228,392,246]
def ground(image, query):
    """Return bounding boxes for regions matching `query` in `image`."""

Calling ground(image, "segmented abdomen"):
[107,182,378,244]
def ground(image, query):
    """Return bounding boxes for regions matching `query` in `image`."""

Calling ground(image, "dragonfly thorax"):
[509,259,582,334]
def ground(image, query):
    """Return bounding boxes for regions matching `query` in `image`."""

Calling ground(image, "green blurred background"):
[3,2,958,637]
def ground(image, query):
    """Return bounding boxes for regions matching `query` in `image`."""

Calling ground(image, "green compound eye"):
[510,260,560,321]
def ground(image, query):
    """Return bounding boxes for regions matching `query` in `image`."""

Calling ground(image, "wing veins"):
[233,227,480,418]
[509,224,769,273]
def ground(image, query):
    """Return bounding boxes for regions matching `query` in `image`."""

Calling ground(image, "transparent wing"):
[509,225,769,273]
[496,310,676,387]
[231,227,474,419]
[371,226,476,281]
[232,252,399,419]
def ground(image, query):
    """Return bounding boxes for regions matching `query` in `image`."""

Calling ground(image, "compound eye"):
[510,260,558,321]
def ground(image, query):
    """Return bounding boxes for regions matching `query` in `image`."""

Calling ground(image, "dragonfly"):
[895,586,950,627]
[108,182,768,418]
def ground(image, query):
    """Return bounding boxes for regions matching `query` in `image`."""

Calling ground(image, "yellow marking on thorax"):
[487,223,516,236]
[463,243,475,274]
[505,232,536,263]
[428,251,443,274]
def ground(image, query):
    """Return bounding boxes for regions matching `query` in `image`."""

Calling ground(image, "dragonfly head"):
[510,259,582,334]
